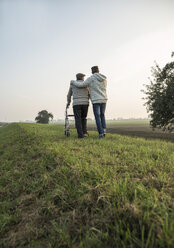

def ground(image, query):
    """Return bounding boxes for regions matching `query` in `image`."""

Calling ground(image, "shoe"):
[99,134,104,139]
[103,129,106,137]
[84,133,89,137]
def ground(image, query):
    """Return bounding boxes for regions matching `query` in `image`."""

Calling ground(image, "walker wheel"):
[65,131,70,137]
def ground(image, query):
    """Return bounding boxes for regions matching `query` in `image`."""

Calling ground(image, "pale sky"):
[1,0,174,122]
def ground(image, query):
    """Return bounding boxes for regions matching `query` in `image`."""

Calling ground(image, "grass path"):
[0,123,174,247]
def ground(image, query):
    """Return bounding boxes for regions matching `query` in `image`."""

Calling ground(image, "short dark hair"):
[76,73,85,80]
[91,66,99,74]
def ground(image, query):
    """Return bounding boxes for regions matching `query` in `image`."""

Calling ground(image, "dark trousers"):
[93,103,106,135]
[73,105,89,138]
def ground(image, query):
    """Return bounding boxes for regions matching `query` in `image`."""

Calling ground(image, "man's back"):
[71,73,107,104]
[67,80,89,106]
[88,73,107,104]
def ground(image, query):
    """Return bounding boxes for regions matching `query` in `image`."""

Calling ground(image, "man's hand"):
[70,80,75,86]
[66,103,70,109]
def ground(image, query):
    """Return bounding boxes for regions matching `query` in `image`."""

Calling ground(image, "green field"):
[0,123,174,247]
[0,123,8,127]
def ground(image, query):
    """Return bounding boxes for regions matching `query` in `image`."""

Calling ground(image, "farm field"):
[0,123,174,247]
[87,120,174,143]
[0,123,8,127]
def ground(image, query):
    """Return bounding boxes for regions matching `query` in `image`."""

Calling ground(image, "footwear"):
[84,133,89,137]
[103,129,106,137]
[99,134,104,139]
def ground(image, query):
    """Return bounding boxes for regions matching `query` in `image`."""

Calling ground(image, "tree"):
[35,110,53,124]
[142,53,174,132]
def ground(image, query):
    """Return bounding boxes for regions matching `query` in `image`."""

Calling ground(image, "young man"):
[67,73,89,139]
[71,66,107,139]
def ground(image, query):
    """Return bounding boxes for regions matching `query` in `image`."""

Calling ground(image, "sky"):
[1,0,174,122]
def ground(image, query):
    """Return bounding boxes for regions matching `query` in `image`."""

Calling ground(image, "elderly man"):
[71,66,107,139]
[67,73,89,139]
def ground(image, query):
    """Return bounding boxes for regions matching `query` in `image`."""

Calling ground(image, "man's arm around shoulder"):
[71,77,91,88]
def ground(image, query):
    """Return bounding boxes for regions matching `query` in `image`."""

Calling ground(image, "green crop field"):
[0,123,174,248]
